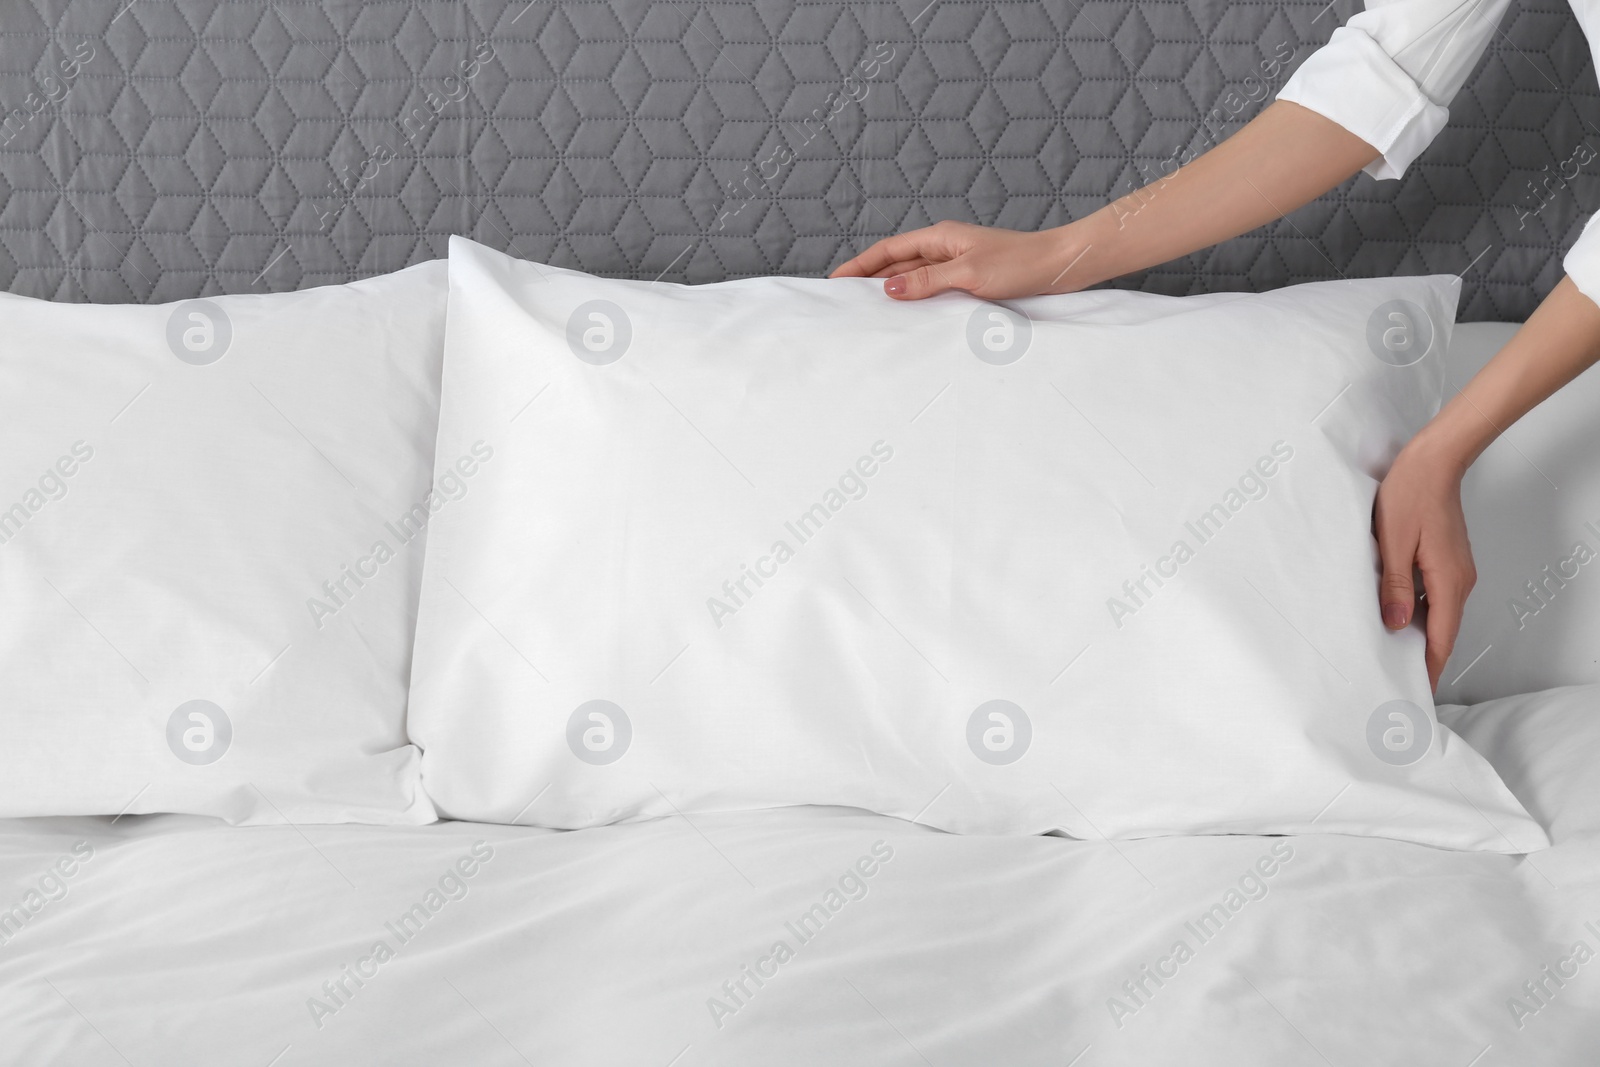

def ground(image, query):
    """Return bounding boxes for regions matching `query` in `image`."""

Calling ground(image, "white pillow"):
[409,236,1545,852]
[1440,684,1600,847]
[0,263,444,824]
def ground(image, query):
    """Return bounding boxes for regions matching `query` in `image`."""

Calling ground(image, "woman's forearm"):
[1409,277,1600,472]
[831,101,1382,298]
[1050,101,1381,289]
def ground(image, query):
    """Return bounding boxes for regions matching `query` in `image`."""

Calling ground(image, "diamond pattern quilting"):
[0,0,1594,320]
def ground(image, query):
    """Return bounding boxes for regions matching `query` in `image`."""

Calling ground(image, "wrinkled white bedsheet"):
[3,686,1598,1066]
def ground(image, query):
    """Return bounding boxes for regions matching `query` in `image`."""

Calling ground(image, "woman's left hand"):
[1373,435,1476,691]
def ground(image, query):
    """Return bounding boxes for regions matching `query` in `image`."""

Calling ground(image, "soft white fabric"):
[1566,213,1600,305]
[3,686,1597,1063]
[0,264,445,824]
[1279,25,1455,181]
[407,236,1542,852]
[1277,0,1600,305]
[1442,684,1600,841]
[1436,323,1600,704]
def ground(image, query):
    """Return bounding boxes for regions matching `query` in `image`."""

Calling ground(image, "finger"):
[831,228,951,279]
[1421,584,1458,692]
[829,252,878,278]
[1421,564,1473,692]
[1375,511,1417,632]
[886,258,974,300]
[871,258,930,279]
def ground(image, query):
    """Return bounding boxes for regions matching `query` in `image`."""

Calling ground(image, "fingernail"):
[885,276,906,295]
[1383,603,1407,629]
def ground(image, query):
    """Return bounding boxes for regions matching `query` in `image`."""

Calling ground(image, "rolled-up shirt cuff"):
[1277,27,1450,181]
[1564,215,1600,308]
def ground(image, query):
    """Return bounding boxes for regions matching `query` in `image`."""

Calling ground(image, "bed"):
[3,321,1596,1066]
[4,3,1600,1064]
[1,681,1598,1064]
[3,682,1600,1066]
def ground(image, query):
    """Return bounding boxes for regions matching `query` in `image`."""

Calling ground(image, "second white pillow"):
[408,236,1544,852]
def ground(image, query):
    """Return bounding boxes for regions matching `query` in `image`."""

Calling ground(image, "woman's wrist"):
[1038,214,1125,294]
[1404,399,1494,479]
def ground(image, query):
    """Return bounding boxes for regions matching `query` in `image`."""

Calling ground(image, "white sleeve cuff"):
[1563,215,1600,309]
[1277,27,1450,182]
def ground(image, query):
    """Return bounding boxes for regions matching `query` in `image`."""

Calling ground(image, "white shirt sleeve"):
[1277,0,1514,180]
[1277,0,1600,307]
[1564,214,1600,307]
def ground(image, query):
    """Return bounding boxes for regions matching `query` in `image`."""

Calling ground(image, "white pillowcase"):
[409,236,1545,852]
[1440,684,1600,847]
[0,263,445,824]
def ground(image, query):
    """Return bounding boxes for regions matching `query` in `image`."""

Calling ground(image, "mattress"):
[4,679,1598,1066]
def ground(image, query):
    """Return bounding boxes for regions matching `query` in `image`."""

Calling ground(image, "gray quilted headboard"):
[2,0,1595,320]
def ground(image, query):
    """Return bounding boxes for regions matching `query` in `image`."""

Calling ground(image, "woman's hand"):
[830,104,1380,301]
[1373,436,1476,691]
[829,220,1098,300]
[1379,276,1600,691]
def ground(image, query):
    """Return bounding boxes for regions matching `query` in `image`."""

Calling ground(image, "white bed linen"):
[3,686,1598,1066]
[412,240,1545,852]
[0,263,446,825]
[1439,322,1600,705]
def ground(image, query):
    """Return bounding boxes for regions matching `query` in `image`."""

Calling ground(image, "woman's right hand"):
[830,104,1382,303]
[829,219,1099,301]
